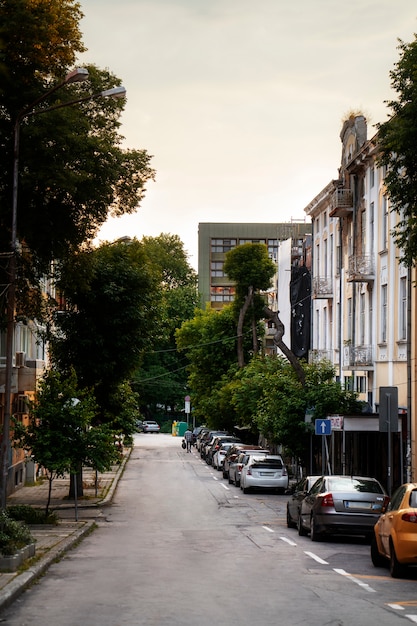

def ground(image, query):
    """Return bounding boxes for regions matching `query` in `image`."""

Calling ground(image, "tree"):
[14,369,118,513]
[132,235,198,421]
[176,305,255,426]
[377,35,417,266]
[51,239,160,429]
[0,1,155,321]
[224,243,276,367]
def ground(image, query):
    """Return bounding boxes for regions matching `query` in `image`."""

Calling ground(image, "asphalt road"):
[1,434,417,625]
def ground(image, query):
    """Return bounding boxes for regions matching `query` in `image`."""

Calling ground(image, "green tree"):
[0,1,155,321]
[176,306,254,426]
[51,239,159,430]
[132,235,198,422]
[224,243,275,367]
[377,35,417,266]
[14,369,118,513]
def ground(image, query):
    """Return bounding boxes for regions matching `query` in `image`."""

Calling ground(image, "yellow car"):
[371,482,417,578]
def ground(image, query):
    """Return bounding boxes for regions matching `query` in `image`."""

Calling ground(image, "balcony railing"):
[312,276,333,298]
[308,349,334,364]
[329,189,353,218]
[343,345,373,369]
[347,255,375,282]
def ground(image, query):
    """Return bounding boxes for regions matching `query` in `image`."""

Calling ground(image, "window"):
[381,284,387,343]
[211,239,237,253]
[361,209,366,253]
[210,261,224,277]
[210,287,235,302]
[399,276,407,340]
[347,298,352,342]
[356,376,366,394]
[360,293,365,345]
[370,167,375,188]
[370,202,374,257]
[382,196,389,250]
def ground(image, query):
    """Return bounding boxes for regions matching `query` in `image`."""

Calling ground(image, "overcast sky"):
[79,0,417,268]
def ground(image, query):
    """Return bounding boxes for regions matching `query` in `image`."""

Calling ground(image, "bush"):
[7,504,58,525]
[0,510,34,555]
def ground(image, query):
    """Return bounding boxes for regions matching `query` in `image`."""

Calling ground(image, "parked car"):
[229,452,268,487]
[222,444,268,479]
[286,476,321,528]
[200,431,229,460]
[196,428,210,451]
[142,420,161,433]
[371,482,417,578]
[135,419,144,432]
[205,436,241,466]
[240,455,288,494]
[298,475,389,541]
[212,442,235,471]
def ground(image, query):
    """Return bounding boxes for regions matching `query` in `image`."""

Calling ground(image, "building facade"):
[304,115,414,488]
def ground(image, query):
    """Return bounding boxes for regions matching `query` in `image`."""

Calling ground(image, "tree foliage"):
[51,239,159,427]
[176,306,255,426]
[132,235,198,420]
[377,35,417,267]
[14,368,118,513]
[0,1,155,322]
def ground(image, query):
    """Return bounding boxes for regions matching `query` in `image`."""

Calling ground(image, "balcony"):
[312,276,333,299]
[347,255,375,282]
[329,189,353,218]
[308,349,334,364]
[343,345,373,369]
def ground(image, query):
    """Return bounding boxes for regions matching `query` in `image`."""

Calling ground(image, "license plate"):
[260,472,273,476]
[345,501,372,510]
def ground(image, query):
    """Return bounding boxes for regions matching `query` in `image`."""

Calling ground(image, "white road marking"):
[405,617,417,624]
[388,605,404,611]
[221,483,229,490]
[333,568,376,593]
[280,537,297,546]
[305,551,329,565]
[262,526,274,533]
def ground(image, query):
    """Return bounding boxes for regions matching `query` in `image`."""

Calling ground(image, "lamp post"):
[0,69,126,509]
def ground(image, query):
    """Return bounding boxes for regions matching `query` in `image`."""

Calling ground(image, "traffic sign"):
[315,419,331,436]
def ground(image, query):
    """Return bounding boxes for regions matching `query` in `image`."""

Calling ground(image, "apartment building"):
[305,115,414,487]
[198,222,311,354]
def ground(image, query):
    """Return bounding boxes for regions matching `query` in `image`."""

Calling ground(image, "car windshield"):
[327,477,383,494]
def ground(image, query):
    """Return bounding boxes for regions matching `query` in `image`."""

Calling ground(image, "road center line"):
[305,551,328,565]
[280,536,297,546]
[333,568,376,593]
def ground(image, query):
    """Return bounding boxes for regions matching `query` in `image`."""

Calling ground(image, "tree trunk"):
[237,286,254,367]
[68,466,83,499]
[263,306,306,387]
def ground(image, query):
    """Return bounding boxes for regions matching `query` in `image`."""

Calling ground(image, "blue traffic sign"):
[315,419,332,436]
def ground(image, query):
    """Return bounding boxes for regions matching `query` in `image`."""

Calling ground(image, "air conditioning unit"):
[15,351,26,367]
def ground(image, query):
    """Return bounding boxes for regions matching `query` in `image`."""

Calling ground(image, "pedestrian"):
[184,428,193,452]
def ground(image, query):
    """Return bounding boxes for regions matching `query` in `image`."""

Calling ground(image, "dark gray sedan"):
[298,475,389,541]
[286,475,321,528]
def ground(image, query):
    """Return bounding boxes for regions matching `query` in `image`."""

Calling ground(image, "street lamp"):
[0,69,126,509]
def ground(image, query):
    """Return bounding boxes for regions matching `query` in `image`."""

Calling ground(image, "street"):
[1,433,417,625]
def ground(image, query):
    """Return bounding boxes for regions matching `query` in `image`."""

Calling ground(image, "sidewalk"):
[0,447,132,612]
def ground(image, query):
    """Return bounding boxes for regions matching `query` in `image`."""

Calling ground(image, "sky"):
[79,0,417,269]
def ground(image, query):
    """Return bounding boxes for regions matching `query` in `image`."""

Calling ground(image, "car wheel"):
[370,535,386,568]
[228,474,234,485]
[223,471,228,479]
[243,485,251,494]
[235,480,240,488]
[310,515,323,542]
[287,506,296,529]
[297,515,308,536]
[390,540,406,578]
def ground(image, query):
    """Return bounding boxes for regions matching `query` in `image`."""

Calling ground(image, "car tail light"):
[320,493,334,507]
[237,463,243,471]
[402,512,417,523]
[247,467,252,476]
[283,467,287,476]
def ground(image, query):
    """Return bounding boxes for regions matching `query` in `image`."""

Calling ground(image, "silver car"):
[286,476,321,528]
[240,455,288,494]
[298,475,389,541]
[142,420,160,433]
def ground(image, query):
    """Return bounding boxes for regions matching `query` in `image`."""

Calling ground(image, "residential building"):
[305,115,414,488]
[198,222,311,354]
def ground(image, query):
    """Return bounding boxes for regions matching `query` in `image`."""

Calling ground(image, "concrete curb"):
[0,520,95,612]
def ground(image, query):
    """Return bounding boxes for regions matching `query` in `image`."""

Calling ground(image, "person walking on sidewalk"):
[184,428,193,452]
